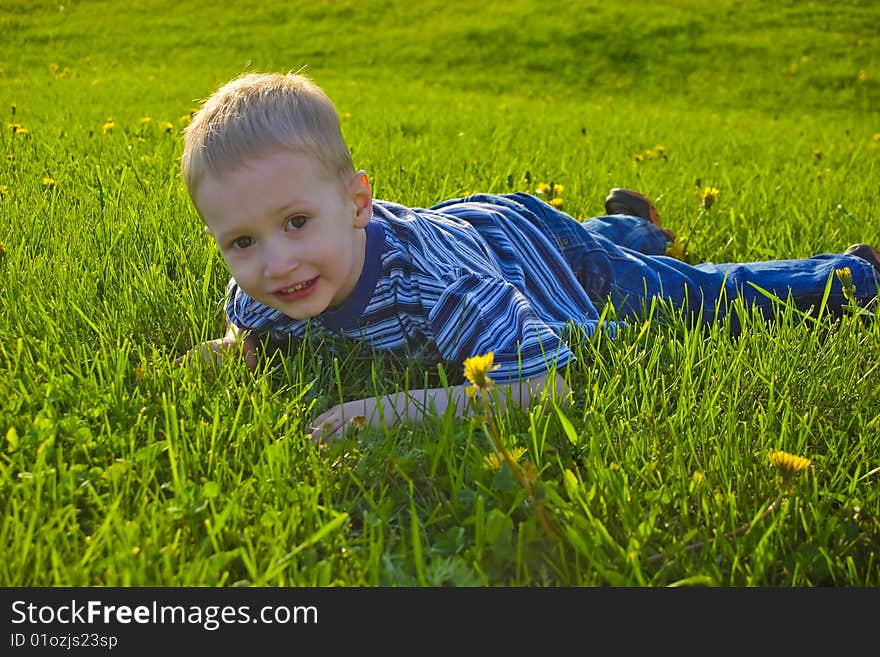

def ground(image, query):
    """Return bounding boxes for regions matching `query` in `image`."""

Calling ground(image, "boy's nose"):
[263,243,299,278]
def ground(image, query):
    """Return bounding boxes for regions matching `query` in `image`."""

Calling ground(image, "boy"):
[180,72,880,441]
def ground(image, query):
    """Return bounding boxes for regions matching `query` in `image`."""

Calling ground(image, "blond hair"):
[181,72,354,198]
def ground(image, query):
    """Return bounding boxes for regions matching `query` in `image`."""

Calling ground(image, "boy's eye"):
[232,236,254,249]
[285,215,308,231]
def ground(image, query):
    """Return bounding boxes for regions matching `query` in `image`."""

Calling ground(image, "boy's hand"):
[310,398,380,443]
[175,327,260,370]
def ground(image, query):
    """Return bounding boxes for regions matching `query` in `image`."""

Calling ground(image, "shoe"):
[604,188,675,241]
[844,243,880,274]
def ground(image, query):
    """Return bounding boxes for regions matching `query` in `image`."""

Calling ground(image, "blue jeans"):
[508,193,880,329]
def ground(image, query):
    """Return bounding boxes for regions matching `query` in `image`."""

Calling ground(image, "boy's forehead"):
[209,147,340,183]
[194,148,352,219]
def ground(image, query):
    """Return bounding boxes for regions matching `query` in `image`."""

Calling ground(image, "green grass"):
[1,0,878,586]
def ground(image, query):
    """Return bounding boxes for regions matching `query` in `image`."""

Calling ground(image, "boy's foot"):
[604,188,675,241]
[844,243,880,274]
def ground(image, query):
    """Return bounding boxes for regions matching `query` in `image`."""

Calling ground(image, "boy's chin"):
[275,306,322,321]
[265,300,328,321]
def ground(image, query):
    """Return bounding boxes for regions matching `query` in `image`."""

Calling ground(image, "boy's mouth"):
[275,277,318,300]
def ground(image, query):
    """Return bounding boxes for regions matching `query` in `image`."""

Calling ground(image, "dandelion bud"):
[702,186,720,211]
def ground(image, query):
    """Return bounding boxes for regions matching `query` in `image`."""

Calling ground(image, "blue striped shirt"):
[226,193,617,383]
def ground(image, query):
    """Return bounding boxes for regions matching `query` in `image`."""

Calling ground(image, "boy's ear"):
[349,170,373,228]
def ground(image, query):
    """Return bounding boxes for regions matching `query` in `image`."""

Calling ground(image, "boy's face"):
[195,150,372,320]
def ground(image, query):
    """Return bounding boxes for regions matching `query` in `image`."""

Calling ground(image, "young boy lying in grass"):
[179,71,880,441]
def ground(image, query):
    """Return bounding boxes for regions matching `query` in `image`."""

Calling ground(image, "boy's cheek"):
[219,256,251,288]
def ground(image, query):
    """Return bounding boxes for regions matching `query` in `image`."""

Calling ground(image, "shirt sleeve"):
[426,271,580,383]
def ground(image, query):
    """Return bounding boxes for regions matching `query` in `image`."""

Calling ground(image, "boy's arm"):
[176,321,261,370]
[310,371,568,442]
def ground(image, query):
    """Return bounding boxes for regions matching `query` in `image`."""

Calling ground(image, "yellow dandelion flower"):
[8,123,27,136]
[873,133,880,142]
[102,118,114,134]
[633,153,644,163]
[0,241,5,260]
[463,351,500,390]
[340,111,352,120]
[7,153,14,161]
[702,186,720,210]
[482,446,527,471]
[349,415,367,430]
[139,117,153,125]
[769,450,812,475]
[549,197,564,209]
[536,182,563,200]
[160,121,174,133]
[41,177,55,188]
[0,185,7,195]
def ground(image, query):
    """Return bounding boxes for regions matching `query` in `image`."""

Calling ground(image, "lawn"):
[1,0,878,586]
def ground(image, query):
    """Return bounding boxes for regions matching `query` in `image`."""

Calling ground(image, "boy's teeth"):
[282,281,309,293]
